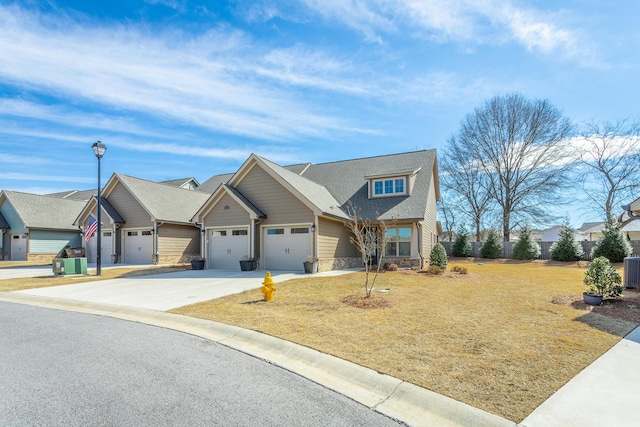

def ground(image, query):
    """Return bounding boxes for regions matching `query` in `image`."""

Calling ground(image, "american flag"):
[84,214,98,243]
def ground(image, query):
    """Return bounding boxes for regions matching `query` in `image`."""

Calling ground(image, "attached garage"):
[86,231,114,264]
[123,229,153,264]
[263,226,312,271]
[208,227,249,269]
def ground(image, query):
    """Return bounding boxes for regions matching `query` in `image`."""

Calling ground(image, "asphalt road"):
[0,302,402,426]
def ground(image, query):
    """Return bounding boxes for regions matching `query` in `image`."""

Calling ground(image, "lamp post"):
[92,141,107,276]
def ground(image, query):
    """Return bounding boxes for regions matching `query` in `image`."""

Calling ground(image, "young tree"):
[452,228,473,257]
[449,93,575,241]
[591,217,633,263]
[577,118,640,220]
[550,223,584,261]
[440,143,493,242]
[344,203,390,298]
[512,226,541,260]
[480,230,503,259]
[429,243,448,271]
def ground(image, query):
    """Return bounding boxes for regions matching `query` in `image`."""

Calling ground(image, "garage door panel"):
[264,227,311,271]
[209,228,249,270]
[86,231,113,264]
[124,230,153,265]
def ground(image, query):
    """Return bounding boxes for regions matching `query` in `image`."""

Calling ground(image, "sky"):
[1,0,639,227]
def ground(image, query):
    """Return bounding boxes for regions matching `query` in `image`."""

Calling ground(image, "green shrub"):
[382,262,390,270]
[584,256,622,299]
[591,217,633,263]
[452,229,473,257]
[480,230,503,259]
[429,243,448,271]
[512,226,541,260]
[550,224,584,261]
[451,265,468,274]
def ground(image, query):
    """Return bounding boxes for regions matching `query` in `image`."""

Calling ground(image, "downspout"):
[254,218,263,268]
[154,221,165,264]
[416,222,423,269]
[195,222,205,267]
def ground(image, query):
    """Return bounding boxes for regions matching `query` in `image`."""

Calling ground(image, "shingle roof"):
[114,174,211,224]
[46,189,97,201]
[300,150,438,221]
[222,184,266,218]
[579,222,604,232]
[0,211,8,229]
[196,173,234,194]
[99,197,125,224]
[256,156,349,220]
[161,177,200,188]
[1,190,86,231]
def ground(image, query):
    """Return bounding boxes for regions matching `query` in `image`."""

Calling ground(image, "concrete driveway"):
[15,268,358,311]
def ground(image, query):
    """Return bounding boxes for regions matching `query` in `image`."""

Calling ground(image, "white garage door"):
[208,228,249,269]
[11,234,27,261]
[264,226,311,271]
[124,230,153,265]
[86,231,113,264]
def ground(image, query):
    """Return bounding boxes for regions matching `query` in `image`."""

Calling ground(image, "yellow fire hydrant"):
[261,271,277,301]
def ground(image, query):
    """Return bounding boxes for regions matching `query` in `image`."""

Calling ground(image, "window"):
[232,229,247,236]
[291,227,309,234]
[371,177,406,197]
[267,228,284,235]
[384,227,411,257]
[374,181,383,195]
[127,231,138,236]
[142,230,153,236]
[215,230,227,236]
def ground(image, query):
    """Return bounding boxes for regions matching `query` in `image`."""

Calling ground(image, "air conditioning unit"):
[623,257,640,289]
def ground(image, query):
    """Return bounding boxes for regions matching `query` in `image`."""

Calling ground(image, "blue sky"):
[1,1,639,226]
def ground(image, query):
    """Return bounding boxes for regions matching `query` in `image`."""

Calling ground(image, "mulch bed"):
[341,294,394,309]
[550,289,640,324]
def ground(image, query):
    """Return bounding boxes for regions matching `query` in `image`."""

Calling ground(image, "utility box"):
[623,257,640,289]
[53,257,88,275]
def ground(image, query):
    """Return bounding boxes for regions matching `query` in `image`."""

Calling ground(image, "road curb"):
[0,292,516,427]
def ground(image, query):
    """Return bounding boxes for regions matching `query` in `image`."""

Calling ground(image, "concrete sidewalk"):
[521,326,640,427]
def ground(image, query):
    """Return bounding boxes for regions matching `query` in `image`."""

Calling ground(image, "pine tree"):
[429,243,448,270]
[591,217,633,262]
[512,226,541,260]
[550,224,584,261]
[480,230,503,259]
[452,229,473,257]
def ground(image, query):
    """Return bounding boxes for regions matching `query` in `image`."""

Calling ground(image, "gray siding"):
[421,173,438,260]
[203,193,250,228]
[29,230,81,254]
[158,224,200,256]
[107,182,151,228]
[318,217,360,258]
[236,165,313,225]
[0,200,26,233]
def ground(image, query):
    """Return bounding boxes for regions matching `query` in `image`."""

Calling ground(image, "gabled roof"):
[231,155,348,220]
[0,211,8,229]
[0,190,86,231]
[104,174,211,224]
[578,222,603,232]
[300,150,439,221]
[73,196,125,226]
[193,184,266,223]
[196,173,234,194]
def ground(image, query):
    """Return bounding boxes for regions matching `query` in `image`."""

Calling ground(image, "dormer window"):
[372,177,407,197]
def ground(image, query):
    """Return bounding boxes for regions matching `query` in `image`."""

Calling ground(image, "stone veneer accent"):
[157,254,201,265]
[27,253,59,263]
[318,257,363,272]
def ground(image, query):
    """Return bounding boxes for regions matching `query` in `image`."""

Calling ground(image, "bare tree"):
[451,93,575,241]
[344,203,390,298]
[577,118,640,220]
[437,198,457,242]
[440,141,493,242]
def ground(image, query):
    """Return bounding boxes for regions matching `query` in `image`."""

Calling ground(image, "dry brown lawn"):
[170,259,639,422]
[0,263,190,292]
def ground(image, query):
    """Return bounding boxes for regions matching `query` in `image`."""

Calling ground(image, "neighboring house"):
[46,189,96,201]
[195,173,234,194]
[74,174,210,265]
[0,211,8,257]
[0,191,86,261]
[161,177,200,190]
[192,150,440,272]
[578,222,603,241]
[540,225,584,242]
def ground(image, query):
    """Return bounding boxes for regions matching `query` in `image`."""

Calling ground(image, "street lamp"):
[92,141,107,276]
